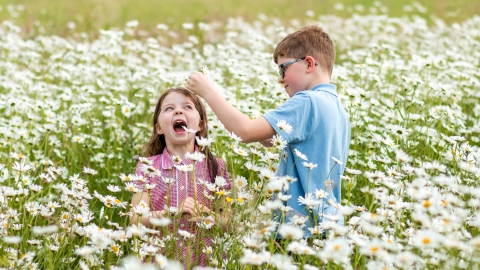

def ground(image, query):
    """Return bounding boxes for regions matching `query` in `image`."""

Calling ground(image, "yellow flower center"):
[423,200,431,208]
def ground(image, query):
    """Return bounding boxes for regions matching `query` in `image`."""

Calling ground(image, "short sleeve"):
[263,92,314,143]
[216,158,231,190]
[132,161,147,191]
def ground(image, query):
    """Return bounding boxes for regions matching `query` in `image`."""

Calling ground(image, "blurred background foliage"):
[0,0,478,37]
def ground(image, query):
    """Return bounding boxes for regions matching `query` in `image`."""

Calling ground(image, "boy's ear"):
[156,124,164,135]
[305,56,317,73]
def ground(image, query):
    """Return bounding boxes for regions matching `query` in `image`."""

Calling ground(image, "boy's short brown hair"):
[273,25,335,77]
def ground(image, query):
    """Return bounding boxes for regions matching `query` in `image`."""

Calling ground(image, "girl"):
[130,87,231,268]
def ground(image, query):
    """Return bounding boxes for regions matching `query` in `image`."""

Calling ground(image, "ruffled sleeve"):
[132,161,147,191]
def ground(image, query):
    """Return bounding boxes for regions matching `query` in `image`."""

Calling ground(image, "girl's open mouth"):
[173,120,187,133]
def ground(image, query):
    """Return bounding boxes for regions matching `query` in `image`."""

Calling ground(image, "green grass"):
[0,0,479,36]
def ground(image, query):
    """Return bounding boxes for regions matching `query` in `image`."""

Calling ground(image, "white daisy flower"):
[293,149,308,161]
[276,120,293,134]
[82,167,98,175]
[107,184,121,192]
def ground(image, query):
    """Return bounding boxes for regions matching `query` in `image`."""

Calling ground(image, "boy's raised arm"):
[187,72,275,143]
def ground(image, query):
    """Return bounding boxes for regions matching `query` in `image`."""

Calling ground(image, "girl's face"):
[156,92,202,147]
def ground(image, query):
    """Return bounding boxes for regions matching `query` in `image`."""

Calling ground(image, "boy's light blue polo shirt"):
[263,83,350,233]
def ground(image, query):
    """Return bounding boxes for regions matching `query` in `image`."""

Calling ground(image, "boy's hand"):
[186,72,216,99]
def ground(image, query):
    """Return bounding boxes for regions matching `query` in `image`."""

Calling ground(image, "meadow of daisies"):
[1,2,480,269]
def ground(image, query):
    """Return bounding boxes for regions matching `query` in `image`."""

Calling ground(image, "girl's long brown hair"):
[146,87,219,181]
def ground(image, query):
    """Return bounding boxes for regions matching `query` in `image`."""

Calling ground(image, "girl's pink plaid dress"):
[134,147,231,268]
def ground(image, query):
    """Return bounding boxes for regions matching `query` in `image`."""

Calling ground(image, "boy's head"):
[274,25,335,77]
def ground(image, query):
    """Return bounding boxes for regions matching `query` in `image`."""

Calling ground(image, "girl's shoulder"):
[147,154,163,161]
[140,154,162,161]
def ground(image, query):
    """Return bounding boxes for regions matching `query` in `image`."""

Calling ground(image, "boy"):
[186,25,350,233]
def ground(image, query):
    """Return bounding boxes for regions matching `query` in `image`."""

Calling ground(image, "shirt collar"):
[311,83,337,97]
[160,145,198,169]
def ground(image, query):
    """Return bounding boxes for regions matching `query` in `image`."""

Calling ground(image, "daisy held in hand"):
[130,87,232,267]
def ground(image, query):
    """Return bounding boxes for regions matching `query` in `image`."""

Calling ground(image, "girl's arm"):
[130,161,169,228]
[130,191,166,227]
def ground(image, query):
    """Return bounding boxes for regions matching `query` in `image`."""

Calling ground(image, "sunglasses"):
[278,57,319,78]
[278,57,305,79]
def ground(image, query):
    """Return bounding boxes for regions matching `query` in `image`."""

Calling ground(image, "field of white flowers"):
[1,3,480,269]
